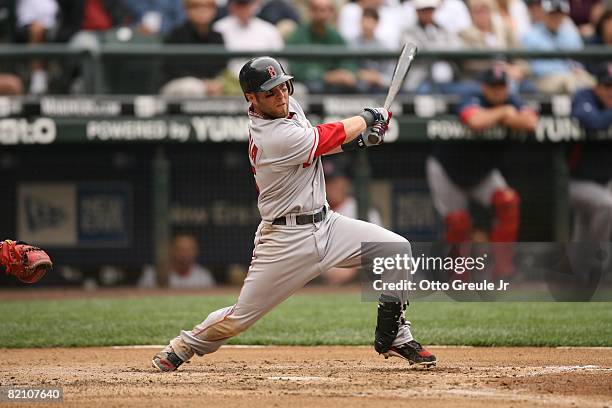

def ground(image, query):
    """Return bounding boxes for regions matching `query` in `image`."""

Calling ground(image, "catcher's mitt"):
[0,240,52,283]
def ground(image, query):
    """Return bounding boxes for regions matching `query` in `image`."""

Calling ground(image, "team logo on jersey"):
[267,65,277,78]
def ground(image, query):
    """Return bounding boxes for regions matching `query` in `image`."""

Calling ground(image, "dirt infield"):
[2,346,611,408]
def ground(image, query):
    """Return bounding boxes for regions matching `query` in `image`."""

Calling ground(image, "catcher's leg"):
[321,212,436,366]
[153,223,323,371]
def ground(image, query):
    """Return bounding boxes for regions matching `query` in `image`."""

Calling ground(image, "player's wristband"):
[341,134,367,152]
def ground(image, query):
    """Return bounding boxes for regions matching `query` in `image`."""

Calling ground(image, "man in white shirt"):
[139,233,216,289]
[213,0,284,77]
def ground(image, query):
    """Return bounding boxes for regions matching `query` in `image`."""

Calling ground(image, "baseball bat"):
[367,43,418,145]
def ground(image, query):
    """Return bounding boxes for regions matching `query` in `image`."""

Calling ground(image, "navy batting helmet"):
[239,57,294,100]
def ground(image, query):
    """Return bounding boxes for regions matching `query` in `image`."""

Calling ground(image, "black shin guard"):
[374,295,406,354]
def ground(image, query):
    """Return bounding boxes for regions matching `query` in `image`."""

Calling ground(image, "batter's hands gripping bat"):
[366,43,418,145]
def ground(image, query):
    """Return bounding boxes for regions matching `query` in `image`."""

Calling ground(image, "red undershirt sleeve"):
[313,122,347,158]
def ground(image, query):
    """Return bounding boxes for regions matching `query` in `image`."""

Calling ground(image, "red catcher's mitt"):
[0,240,52,283]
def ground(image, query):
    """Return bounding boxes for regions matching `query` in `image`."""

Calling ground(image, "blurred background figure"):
[123,0,187,37]
[0,1,23,95]
[139,233,216,288]
[432,0,473,34]
[256,0,301,38]
[521,0,595,94]
[287,0,357,93]
[324,158,382,225]
[321,158,382,285]
[585,10,612,75]
[401,0,465,94]
[459,0,532,93]
[568,0,604,38]
[494,0,531,43]
[213,0,283,92]
[349,7,395,93]
[54,0,133,93]
[525,0,545,24]
[337,0,403,50]
[55,0,131,44]
[15,0,57,94]
[160,0,227,97]
[426,67,538,277]
[569,63,612,242]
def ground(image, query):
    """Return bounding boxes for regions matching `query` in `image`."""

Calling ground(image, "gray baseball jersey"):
[175,96,415,358]
[248,96,327,222]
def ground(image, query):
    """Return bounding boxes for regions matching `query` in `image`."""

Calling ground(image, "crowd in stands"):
[0,0,608,96]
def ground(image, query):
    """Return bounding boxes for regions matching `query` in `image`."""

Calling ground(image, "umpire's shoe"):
[383,340,437,367]
[152,338,195,372]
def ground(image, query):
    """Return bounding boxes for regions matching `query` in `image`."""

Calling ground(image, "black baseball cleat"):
[382,340,437,367]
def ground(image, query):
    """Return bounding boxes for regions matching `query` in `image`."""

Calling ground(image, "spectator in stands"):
[257,0,301,38]
[459,0,532,92]
[521,0,595,94]
[349,7,394,93]
[525,0,545,24]
[585,10,612,75]
[123,0,187,37]
[160,0,226,96]
[55,0,131,44]
[494,0,531,43]
[589,8,612,45]
[460,0,518,49]
[139,233,216,288]
[338,0,403,49]
[569,0,604,38]
[426,66,538,277]
[0,2,23,95]
[322,158,382,284]
[287,0,358,93]
[569,64,612,242]
[401,0,465,93]
[15,0,58,94]
[213,0,283,84]
[397,0,472,36]
[432,0,473,33]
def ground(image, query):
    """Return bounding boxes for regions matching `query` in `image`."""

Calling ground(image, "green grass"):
[0,294,610,348]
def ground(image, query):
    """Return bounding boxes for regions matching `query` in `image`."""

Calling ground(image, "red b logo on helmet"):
[267,65,277,78]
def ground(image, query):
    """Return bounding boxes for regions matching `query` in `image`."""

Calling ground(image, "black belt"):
[273,207,327,226]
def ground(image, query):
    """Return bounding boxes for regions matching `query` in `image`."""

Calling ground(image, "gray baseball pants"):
[179,210,414,356]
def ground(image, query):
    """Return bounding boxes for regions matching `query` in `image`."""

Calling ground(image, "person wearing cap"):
[401,0,465,93]
[286,0,359,93]
[426,66,538,277]
[568,63,612,242]
[521,0,595,94]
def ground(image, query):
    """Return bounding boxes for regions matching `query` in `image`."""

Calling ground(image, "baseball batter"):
[152,56,436,372]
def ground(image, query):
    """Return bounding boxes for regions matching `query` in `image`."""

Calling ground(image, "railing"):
[0,44,609,93]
